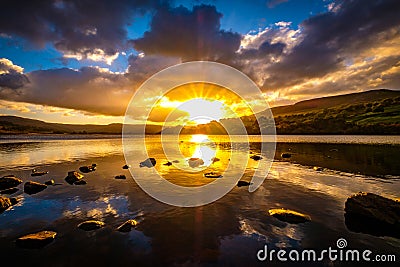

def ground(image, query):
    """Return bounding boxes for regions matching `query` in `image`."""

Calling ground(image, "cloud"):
[0,54,180,117]
[0,0,165,63]
[132,5,242,61]
[261,0,400,92]
[266,0,289,9]
[0,58,29,89]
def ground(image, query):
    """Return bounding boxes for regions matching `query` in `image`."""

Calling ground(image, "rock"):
[31,169,49,176]
[0,196,17,213]
[237,181,252,187]
[313,166,323,171]
[250,155,262,161]
[44,179,55,186]
[172,160,179,163]
[204,172,222,178]
[211,157,220,163]
[65,171,84,185]
[79,165,96,173]
[188,158,204,168]
[269,208,311,224]
[344,192,400,237]
[0,187,19,195]
[163,161,172,166]
[24,181,47,195]
[73,180,87,185]
[78,220,105,231]
[115,175,126,179]
[0,175,23,190]
[16,231,57,249]
[116,219,138,232]
[139,158,156,168]
[122,164,131,169]
[281,153,291,159]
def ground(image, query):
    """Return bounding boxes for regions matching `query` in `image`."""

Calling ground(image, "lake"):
[0,135,399,266]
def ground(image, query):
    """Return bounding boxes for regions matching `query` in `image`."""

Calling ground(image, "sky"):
[0,0,399,125]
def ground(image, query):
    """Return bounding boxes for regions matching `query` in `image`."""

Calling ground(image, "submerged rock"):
[78,220,105,231]
[172,160,179,163]
[44,179,55,186]
[79,164,96,173]
[117,219,138,232]
[65,171,84,185]
[188,158,204,168]
[211,157,220,163]
[269,208,311,224]
[237,181,252,187]
[0,196,18,213]
[115,175,126,179]
[16,231,57,249]
[24,181,47,195]
[281,153,291,159]
[31,169,49,177]
[250,155,262,161]
[313,166,323,171]
[0,175,23,190]
[204,172,222,178]
[122,164,131,169]
[73,180,87,185]
[344,192,400,237]
[139,158,156,168]
[0,187,19,195]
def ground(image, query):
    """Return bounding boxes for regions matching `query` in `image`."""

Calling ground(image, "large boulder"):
[24,181,47,195]
[269,208,311,224]
[65,171,84,185]
[344,192,400,237]
[16,231,57,248]
[0,175,22,190]
[77,220,105,231]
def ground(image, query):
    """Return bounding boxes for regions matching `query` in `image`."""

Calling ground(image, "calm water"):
[0,135,399,266]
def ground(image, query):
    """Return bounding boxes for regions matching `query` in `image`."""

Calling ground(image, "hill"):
[0,116,162,134]
[1,89,400,135]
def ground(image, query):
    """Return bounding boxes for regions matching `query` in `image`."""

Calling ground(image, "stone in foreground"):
[65,171,84,185]
[281,153,291,159]
[237,181,252,187]
[139,158,157,168]
[269,208,311,224]
[344,192,400,237]
[0,196,18,213]
[0,175,23,190]
[78,220,105,231]
[79,164,96,173]
[115,175,126,179]
[16,231,57,249]
[122,164,131,169]
[117,219,138,232]
[250,155,262,161]
[24,181,47,195]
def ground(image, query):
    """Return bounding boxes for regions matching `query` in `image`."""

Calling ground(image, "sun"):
[177,98,224,124]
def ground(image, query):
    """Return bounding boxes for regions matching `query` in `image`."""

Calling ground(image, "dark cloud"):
[262,0,400,90]
[0,0,165,58]
[132,5,242,61]
[239,41,286,59]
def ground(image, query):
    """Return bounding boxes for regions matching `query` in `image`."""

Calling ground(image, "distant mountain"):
[0,116,162,134]
[1,89,399,135]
